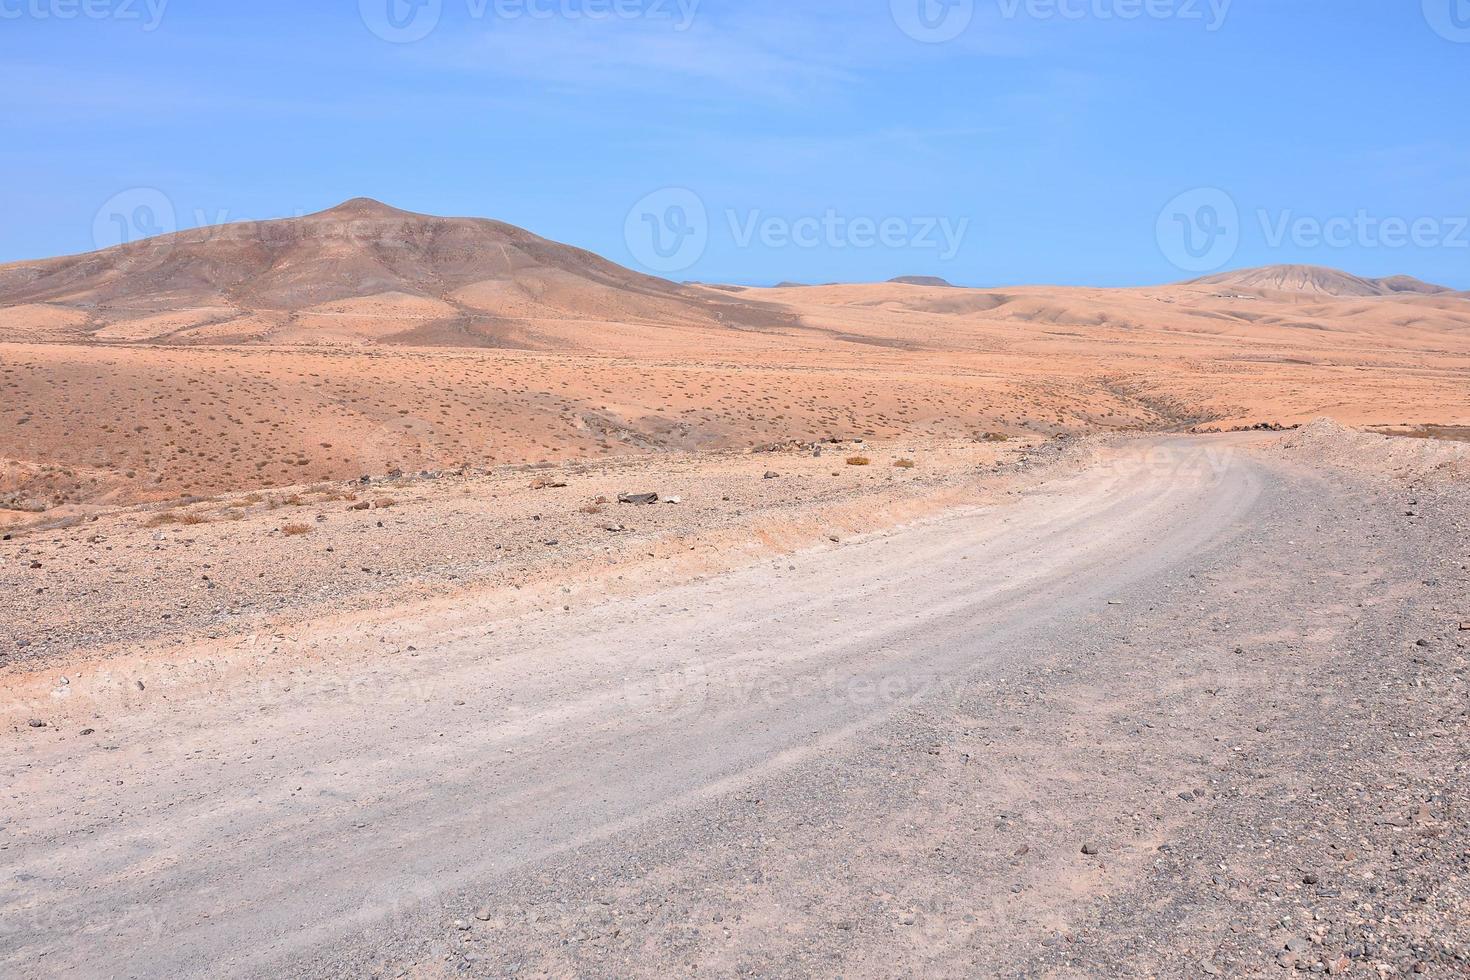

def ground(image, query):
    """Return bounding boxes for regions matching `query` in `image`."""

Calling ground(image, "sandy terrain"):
[2,201,1468,518]
[2,424,1467,978]
[3,202,1470,978]
[0,434,1047,670]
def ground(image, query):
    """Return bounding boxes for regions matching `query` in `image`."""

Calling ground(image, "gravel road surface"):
[3,432,1466,978]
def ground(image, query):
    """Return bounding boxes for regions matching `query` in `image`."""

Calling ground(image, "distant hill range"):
[0,200,1463,348]
[887,276,955,288]
[1186,264,1458,298]
[768,277,954,289]
[2,208,1467,510]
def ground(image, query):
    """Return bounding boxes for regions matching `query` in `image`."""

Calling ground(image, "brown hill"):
[888,276,955,288]
[1373,274,1456,295]
[0,198,791,346]
[1187,264,1454,298]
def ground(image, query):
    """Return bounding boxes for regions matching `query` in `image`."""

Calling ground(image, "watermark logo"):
[1156,187,1239,273]
[92,187,177,251]
[0,0,170,30]
[360,0,443,42]
[0,902,168,943]
[361,414,440,476]
[891,0,975,43]
[1423,0,1470,42]
[625,187,709,274]
[622,653,709,719]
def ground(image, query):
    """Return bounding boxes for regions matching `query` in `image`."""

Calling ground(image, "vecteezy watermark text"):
[97,185,969,278]
[88,188,462,255]
[0,0,168,29]
[728,210,969,259]
[625,187,971,274]
[996,0,1231,28]
[625,662,969,719]
[891,0,1230,42]
[1259,210,1470,251]
[1157,187,1470,273]
[359,0,700,43]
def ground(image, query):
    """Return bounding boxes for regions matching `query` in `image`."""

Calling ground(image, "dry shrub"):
[280,523,312,537]
[893,459,916,469]
[147,512,207,527]
[982,432,1010,442]
[846,456,871,466]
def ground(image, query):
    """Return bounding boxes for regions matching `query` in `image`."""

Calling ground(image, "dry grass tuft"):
[893,459,915,469]
[147,512,207,527]
[280,523,312,537]
[846,456,871,466]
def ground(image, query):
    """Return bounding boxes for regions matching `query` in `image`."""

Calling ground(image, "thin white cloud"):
[421,3,1030,102]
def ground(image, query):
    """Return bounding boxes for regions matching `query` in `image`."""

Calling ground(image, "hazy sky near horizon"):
[4,0,1469,287]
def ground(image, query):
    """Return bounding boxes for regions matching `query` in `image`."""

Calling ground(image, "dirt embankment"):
[0,434,1084,681]
[1273,417,1470,485]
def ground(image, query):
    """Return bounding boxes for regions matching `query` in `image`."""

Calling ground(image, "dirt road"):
[4,433,1467,978]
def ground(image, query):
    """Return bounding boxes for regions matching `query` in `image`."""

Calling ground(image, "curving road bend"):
[4,434,1462,977]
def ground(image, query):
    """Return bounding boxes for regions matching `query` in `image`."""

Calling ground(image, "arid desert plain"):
[2,202,1469,977]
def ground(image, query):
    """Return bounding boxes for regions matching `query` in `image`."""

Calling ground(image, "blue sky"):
[3,0,1468,287]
